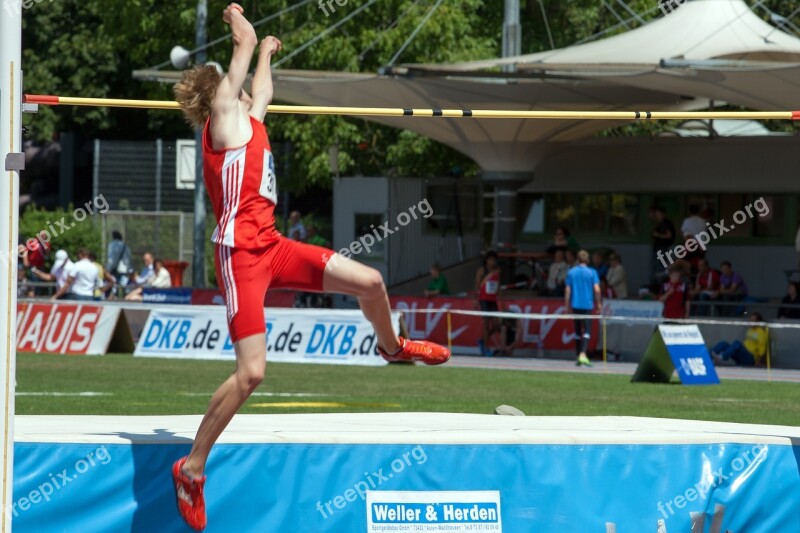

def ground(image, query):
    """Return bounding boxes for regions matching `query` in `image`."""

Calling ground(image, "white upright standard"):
[0,6,22,532]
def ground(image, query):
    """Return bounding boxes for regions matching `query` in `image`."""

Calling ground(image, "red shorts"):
[214,236,333,343]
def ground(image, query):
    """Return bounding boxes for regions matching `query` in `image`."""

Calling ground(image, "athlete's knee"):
[359,267,386,297]
[236,364,264,393]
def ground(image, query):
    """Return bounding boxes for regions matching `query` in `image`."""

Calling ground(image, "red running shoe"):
[379,336,451,365]
[172,457,207,531]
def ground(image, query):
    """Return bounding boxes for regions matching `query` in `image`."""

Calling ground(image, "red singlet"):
[202,116,331,343]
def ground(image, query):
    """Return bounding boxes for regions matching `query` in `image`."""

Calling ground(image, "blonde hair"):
[173,65,223,128]
[577,250,590,264]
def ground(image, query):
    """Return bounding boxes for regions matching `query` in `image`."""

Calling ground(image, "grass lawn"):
[15,353,800,426]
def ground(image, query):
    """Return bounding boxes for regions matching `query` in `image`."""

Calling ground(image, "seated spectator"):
[546,227,579,254]
[600,277,616,299]
[564,249,577,269]
[659,267,689,320]
[590,251,609,280]
[125,259,173,302]
[546,249,568,296]
[306,225,331,248]
[494,317,520,357]
[129,253,156,289]
[606,253,628,299]
[718,261,748,316]
[711,312,768,367]
[31,249,73,297]
[682,234,704,274]
[424,263,450,297]
[689,259,720,316]
[778,282,800,319]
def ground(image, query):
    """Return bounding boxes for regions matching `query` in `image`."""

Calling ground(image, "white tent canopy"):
[267,0,800,171]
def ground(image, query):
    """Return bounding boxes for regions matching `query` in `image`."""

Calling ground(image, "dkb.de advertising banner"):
[134,307,395,366]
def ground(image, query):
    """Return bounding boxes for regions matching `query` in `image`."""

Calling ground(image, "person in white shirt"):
[31,249,73,297]
[606,253,628,299]
[125,258,173,301]
[681,205,707,240]
[52,248,100,301]
[288,210,307,241]
[151,259,173,288]
[547,249,568,296]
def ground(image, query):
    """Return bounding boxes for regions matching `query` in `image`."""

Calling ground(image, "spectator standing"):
[659,267,689,320]
[546,249,568,296]
[650,206,676,286]
[88,251,113,300]
[606,253,628,299]
[778,283,800,319]
[681,205,707,240]
[476,251,501,357]
[565,250,601,367]
[590,251,609,280]
[106,231,133,288]
[31,249,73,297]
[690,258,720,316]
[718,261,748,316]
[795,225,800,270]
[52,248,101,301]
[546,227,579,254]
[424,263,450,297]
[288,211,307,241]
[711,312,768,367]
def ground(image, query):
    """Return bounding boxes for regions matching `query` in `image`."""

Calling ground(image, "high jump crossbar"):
[23,95,800,121]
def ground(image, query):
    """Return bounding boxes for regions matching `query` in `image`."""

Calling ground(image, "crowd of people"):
[16,230,172,301]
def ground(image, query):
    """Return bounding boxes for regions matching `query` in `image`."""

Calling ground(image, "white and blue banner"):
[12,440,800,532]
[134,307,396,366]
[659,324,720,385]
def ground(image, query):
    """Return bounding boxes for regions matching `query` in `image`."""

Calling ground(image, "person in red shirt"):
[475,251,500,356]
[689,258,720,316]
[660,267,689,320]
[171,5,450,530]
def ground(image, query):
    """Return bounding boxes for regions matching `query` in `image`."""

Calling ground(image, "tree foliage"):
[19,0,799,189]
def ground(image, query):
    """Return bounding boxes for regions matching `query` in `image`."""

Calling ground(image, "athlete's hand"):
[260,36,282,57]
[223,3,244,25]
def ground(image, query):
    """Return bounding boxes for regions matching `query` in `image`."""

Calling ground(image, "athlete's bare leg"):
[182,333,265,478]
[322,253,401,354]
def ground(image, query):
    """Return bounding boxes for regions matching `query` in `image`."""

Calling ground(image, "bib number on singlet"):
[259,149,278,204]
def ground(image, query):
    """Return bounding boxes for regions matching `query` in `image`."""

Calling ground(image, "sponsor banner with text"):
[16,302,120,355]
[134,307,395,365]
[367,491,502,532]
[391,296,600,354]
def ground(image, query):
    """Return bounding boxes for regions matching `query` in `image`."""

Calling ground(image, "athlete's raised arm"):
[211,3,257,146]
[249,36,281,122]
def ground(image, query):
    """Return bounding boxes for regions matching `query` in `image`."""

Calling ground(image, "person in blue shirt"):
[565,250,602,367]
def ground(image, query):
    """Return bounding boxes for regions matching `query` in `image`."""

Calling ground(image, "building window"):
[354,213,385,259]
[425,183,480,233]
